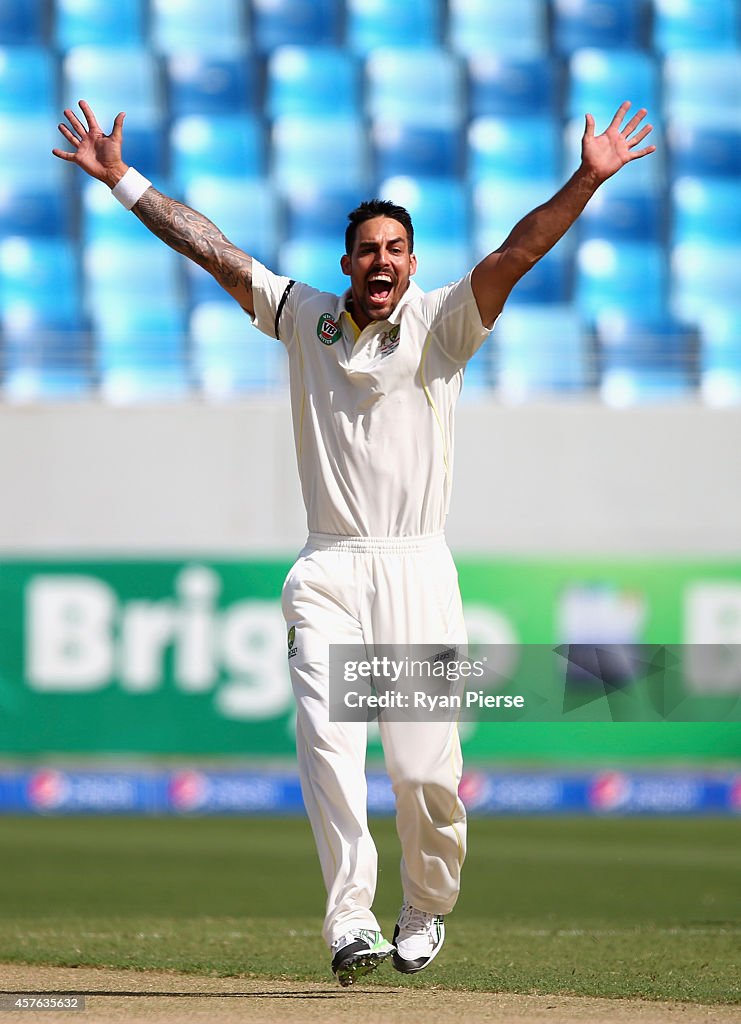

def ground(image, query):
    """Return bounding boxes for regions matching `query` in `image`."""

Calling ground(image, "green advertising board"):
[0,558,739,761]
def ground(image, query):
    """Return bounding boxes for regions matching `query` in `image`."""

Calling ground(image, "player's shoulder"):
[403,272,478,323]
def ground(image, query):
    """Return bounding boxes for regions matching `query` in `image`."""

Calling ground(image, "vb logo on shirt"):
[317,313,340,345]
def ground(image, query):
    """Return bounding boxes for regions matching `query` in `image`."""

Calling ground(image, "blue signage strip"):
[0,770,738,816]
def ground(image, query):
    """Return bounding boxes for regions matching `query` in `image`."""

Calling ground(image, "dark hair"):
[345,199,414,255]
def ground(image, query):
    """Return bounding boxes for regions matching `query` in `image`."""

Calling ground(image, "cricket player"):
[53,98,655,986]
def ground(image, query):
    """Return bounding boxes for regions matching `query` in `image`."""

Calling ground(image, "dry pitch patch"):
[0,966,737,1024]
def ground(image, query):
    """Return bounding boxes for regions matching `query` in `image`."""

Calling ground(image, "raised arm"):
[53,100,254,315]
[471,101,656,329]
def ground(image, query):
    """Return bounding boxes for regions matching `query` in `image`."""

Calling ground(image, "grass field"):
[0,815,738,1005]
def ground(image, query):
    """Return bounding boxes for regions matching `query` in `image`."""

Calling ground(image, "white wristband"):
[111,167,152,210]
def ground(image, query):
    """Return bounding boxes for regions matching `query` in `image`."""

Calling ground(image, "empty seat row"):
[2,0,739,56]
[4,151,740,259]
[5,44,740,128]
[5,110,737,216]
[3,226,738,333]
[5,298,740,407]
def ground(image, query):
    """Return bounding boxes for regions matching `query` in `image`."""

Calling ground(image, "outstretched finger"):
[52,147,77,162]
[622,108,648,137]
[584,112,595,139]
[57,123,80,147]
[628,144,656,161]
[628,123,653,149]
[609,100,631,129]
[79,99,101,133]
[111,111,126,142]
[64,107,86,138]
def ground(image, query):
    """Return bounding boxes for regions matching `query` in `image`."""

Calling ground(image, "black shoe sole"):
[392,950,433,974]
[334,949,392,987]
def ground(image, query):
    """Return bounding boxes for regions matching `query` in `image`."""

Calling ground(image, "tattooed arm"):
[132,189,253,313]
[53,100,254,314]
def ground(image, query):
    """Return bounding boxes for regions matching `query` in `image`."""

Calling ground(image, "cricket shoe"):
[331,929,394,987]
[392,902,445,974]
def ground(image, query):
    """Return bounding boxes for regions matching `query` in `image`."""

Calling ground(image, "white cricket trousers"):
[282,531,467,947]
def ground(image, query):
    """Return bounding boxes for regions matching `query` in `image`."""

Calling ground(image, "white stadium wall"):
[0,400,739,556]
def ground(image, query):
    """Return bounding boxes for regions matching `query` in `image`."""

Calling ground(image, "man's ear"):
[410,253,418,277]
[341,254,351,276]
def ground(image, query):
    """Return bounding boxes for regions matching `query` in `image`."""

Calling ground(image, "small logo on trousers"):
[287,625,298,659]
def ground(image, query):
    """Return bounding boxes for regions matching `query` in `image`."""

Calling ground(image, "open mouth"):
[367,273,393,307]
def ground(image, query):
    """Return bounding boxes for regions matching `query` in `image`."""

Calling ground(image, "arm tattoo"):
[133,187,253,298]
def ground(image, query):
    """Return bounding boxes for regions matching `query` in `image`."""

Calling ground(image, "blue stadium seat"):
[474,180,573,303]
[0,182,70,237]
[252,0,341,51]
[460,342,494,393]
[670,242,741,323]
[365,48,465,128]
[151,0,247,55]
[347,0,443,54]
[568,49,659,126]
[170,115,264,188]
[509,249,573,305]
[494,305,590,399]
[468,55,559,118]
[473,179,560,253]
[0,237,80,323]
[697,307,741,407]
[668,122,741,179]
[652,0,740,53]
[2,308,90,401]
[81,179,159,243]
[272,116,369,192]
[579,180,664,243]
[186,177,279,265]
[267,47,361,119]
[0,46,55,115]
[278,239,346,294]
[123,125,167,180]
[373,122,462,179]
[671,178,741,246]
[184,177,280,302]
[474,178,573,302]
[0,116,62,186]
[474,179,573,304]
[190,301,286,396]
[448,0,548,57]
[663,52,741,124]
[408,242,471,293]
[468,117,560,183]
[552,0,649,54]
[166,52,256,117]
[55,0,145,49]
[93,305,189,402]
[0,0,46,43]
[596,312,695,405]
[378,176,468,246]
[576,240,666,320]
[62,47,161,126]
[283,186,365,241]
[83,240,182,309]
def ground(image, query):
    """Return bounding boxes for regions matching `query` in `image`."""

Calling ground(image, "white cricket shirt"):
[251,260,490,538]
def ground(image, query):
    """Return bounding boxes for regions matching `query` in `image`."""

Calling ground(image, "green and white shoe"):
[331,928,394,987]
[392,902,445,974]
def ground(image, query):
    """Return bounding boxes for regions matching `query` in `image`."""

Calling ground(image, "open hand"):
[582,101,656,184]
[52,100,128,187]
